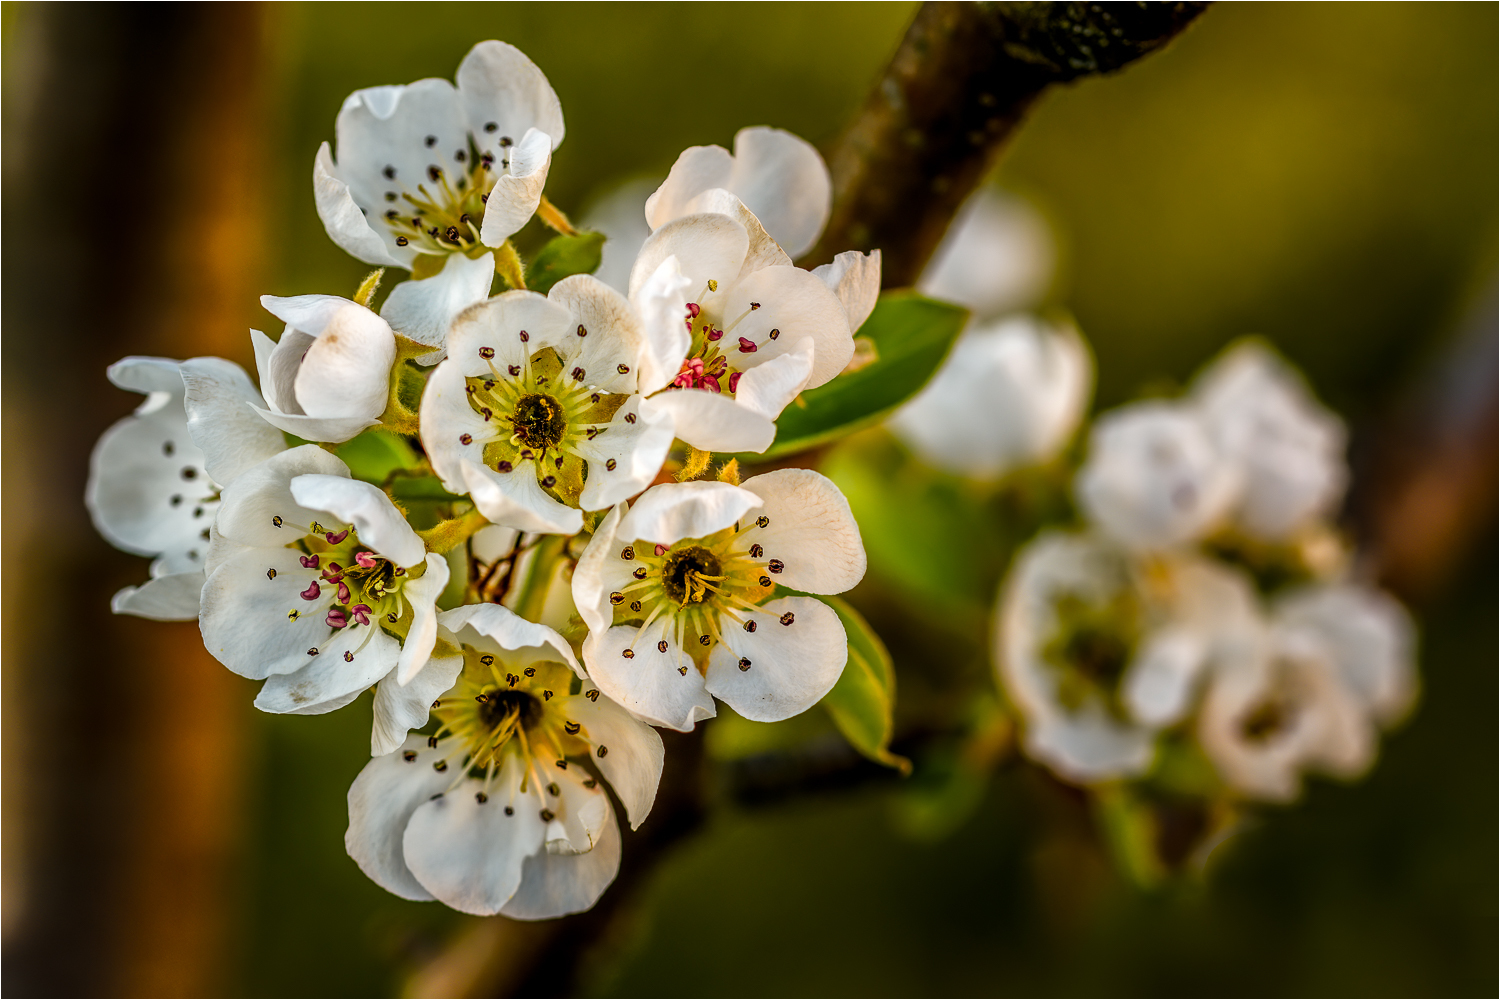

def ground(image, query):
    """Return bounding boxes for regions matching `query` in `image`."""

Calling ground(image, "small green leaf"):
[755,291,968,460]
[819,595,911,774]
[387,475,466,504]
[334,429,420,485]
[526,231,606,294]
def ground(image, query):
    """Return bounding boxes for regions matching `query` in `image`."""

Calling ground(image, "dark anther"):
[434,760,448,773]
[508,364,521,376]
[571,366,585,381]
[699,634,711,646]
[630,601,642,612]
[171,495,183,506]
[576,324,588,337]
[547,782,560,797]
[385,209,399,220]
[343,650,354,662]
[583,778,597,789]
[610,592,625,605]
[484,121,498,133]
[597,745,609,758]
[507,673,519,686]
[387,612,399,623]
[475,791,488,803]
[769,559,785,573]
[307,647,319,656]
[459,433,473,445]
[541,475,556,488]
[519,329,530,342]
[555,456,564,469]
[382,165,396,179]
[163,441,175,456]
[427,165,442,182]
[749,544,764,558]
[757,516,770,528]
[497,461,513,473]
[625,413,637,424]
[384,192,397,203]
[428,735,439,748]
[678,666,689,676]
[744,620,758,632]
[622,648,635,659]
[759,576,772,587]
[780,612,796,626]
[480,654,494,666]
[396,236,409,246]
[617,363,630,374]
[632,567,647,580]
[475,693,489,704]
[425,135,437,147]
[445,226,460,242]
[606,459,618,471]
[431,699,442,709]
[769,328,781,340]
[403,750,418,762]
[524,666,536,677]
[266,568,277,580]
[738,657,752,671]
[564,721,581,735]
[586,689,600,701]
[621,547,635,560]
[181,467,198,480]
[454,149,466,162]
[543,690,553,700]
[480,407,493,420]
[499,135,513,147]
[540,809,555,821]
[657,640,669,653]
[504,806,514,816]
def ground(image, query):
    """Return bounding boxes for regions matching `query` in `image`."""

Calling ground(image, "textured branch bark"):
[805,1,1210,285]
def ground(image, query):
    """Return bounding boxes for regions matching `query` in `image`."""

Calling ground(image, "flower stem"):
[418,506,490,555]
[536,194,578,236]
[494,240,526,290]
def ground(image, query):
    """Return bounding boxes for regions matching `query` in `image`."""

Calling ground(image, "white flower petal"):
[548,766,611,855]
[628,212,748,301]
[546,274,646,395]
[500,797,621,921]
[455,39,565,152]
[480,127,553,246]
[417,358,491,493]
[616,480,762,545]
[733,338,813,420]
[1272,584,1417,726]
[462,459,583,535]
[379,251,496,351]
[812,249,882,333]
[260,293,353,338]
[1026,707,1158,783]
[719,264,854,388]
[571,503,626,638]
[289,474,424,567]
[262,328,313,415]
[251,329,280,409]
[705,597,847,722]
[585,620,717,731]
[682,188,792,278]
[250,406,379,444]
[107,355,183,395]
[738,469,866,594]
[314,142,406,267]
[1121,627,1207,728]
[643,389,775,454]
[645,143,733,232]
[255,624,400,714]
[447,289,575,376]
[200,547,337,680]
[403,753,547,915]
[576,395,674,512]
[438,602,581,676]
[722,126,831,259]
[111,572,204,621]
[372,649,464,756]
[395,553,451,685]
[213,445,351,549]
[557,688,664,829]
[346,736,453,901]
[179,357,286,485]
[630,256,693,394]
[293,303,395,422]
[333,78,468,227]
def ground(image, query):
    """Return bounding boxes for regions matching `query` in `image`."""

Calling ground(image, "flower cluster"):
[86,41,874,918]
[998,340,1415,804]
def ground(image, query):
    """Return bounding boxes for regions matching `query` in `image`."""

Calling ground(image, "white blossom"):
[918,188,1055,320]
[573,470,865,730]
[580,176,662,294]
[251,294,396,443]
[889,315,1093,478]
[346,603,662,918]
[629,192,875,453]
[419,279,674,535]
[314,41,564,349]
[646,126,832,259]
[1191,340,1348,540]
[1075,401,1240,551]
[86,356,285,620]
[199,445,457,754]
[996,531,1263,783]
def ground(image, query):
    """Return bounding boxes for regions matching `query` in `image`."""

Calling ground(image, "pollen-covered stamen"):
[379,139,498,257]
[667,286,781,400]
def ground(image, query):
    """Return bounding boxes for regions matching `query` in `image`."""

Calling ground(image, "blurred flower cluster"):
[84,33,1421,918]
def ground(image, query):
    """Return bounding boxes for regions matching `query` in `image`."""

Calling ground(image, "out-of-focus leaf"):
[819,595,911,774]
[335,429,420,484]
[1094,785,1165,889]
[526,231,606,294]
[703,704,839,762]
[755,291,967,460]
[887,693,1011,841]
[386,475,466,504]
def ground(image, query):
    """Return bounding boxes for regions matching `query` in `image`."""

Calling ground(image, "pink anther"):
[299,581,321,600]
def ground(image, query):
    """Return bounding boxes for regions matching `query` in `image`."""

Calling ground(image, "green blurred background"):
[3,2,1494,995]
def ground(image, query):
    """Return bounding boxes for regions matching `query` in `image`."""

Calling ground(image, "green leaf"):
[755,291,967,460]
[334,429,420,485]
[386,475,466,504]
[819,595,911,774]
[526,231,606,294]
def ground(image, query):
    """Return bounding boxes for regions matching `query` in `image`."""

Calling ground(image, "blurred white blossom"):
[889,315,1092,478]
[917,187,1055,321]
[1192,339,1348,541]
